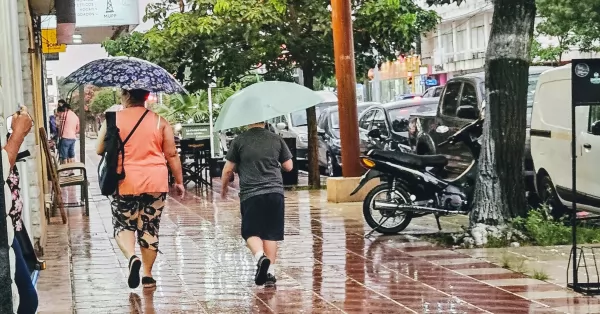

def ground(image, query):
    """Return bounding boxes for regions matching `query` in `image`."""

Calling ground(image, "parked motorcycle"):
[350,118,483,235]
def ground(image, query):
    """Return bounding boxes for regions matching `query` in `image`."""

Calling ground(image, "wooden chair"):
[39,128,90,219]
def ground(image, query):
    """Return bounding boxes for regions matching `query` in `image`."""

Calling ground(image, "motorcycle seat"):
[371,150,448,168]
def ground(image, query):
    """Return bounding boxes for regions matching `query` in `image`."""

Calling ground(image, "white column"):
[483,13,490,48]
[437,26,443,63]
[465,19,472,56]
[452,21,458,61]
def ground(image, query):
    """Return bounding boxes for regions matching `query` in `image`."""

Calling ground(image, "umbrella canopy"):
[65,56,187,94]
[214,81,324,131]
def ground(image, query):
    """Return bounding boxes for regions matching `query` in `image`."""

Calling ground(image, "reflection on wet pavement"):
[36,149,598,314]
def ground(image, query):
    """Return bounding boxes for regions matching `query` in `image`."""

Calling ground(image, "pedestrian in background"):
[221,121,293,288]
[57,103,79,172]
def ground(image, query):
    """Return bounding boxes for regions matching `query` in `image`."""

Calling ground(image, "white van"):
[530,64,600,217]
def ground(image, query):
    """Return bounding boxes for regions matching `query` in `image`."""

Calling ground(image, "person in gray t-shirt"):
[221,122,293,288]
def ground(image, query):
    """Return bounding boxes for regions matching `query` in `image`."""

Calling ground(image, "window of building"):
[443,33,454,55]
[456,30,466,52]
[472,26,485,49]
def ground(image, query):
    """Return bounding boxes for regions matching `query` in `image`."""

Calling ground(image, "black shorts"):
[240,193,285,241]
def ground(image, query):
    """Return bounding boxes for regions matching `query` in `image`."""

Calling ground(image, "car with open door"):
[357,98,439,154]
[409,66,552,198]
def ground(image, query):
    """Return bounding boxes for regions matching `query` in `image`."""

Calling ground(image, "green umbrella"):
[214,81,325,131]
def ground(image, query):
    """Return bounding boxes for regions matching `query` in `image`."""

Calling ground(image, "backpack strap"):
[118,109,150,179]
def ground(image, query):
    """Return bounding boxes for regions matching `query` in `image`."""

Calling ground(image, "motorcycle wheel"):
[363,182,413,234]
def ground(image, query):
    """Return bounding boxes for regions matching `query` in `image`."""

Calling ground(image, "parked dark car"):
[408,66,552,196]
[316,102,379,176]
[422,85,444,98]
[358,98,439,154]
[394,93,421,101]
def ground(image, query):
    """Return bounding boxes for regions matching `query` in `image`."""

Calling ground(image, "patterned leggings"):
[111,193,167,251]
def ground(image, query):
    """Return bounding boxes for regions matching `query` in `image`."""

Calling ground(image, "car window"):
[359,110,375,130]
[317,111,328,129]
[433,87,443,97]
[441,82,462,117]
[589,106,600,134]
[330,112,340,129]
[371,109,389,137]
[460,83,478,108]
[423,88,432,98]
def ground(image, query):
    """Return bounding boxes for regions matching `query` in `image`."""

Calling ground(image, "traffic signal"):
[407,76,413,85]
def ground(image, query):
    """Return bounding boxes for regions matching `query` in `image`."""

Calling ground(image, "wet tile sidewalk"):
[36,147,598,313]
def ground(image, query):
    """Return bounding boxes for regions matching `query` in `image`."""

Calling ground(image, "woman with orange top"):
[96,89,184,289]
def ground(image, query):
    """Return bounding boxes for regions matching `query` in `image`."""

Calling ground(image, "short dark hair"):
[122,89,150,104]
[57,106,66,112]
[58,99,67,105]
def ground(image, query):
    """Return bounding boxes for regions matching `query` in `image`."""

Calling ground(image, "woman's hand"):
[174,183,185,197]
[11,107,33,138]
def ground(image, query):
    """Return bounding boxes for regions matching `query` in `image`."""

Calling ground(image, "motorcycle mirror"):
[436,125,449,134]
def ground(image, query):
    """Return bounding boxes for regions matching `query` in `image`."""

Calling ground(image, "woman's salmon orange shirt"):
[116,106,169,195]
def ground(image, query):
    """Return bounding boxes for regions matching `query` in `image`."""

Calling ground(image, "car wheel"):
[538,174,568,220]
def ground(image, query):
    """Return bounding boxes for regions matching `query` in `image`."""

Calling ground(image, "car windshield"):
[388,104,437,126]
[331,112,340,129]
[526,74,541,127]
[290,105,329,127]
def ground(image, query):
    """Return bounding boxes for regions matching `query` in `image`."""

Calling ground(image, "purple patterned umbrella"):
[65,56,187,94]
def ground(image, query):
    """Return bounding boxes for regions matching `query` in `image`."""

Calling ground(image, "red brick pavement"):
[35,147,598,313]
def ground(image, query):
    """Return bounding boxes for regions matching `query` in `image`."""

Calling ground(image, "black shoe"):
[254,255,271,285]
[265,274,277,288]
[128,255,141,289]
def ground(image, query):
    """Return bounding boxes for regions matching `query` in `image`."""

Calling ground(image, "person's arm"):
[3,133,26,169]
[279,137,293,172]
[75,116,80,134]
[221,139,240,197]
[96,120,107,155]
[161,119,183,185]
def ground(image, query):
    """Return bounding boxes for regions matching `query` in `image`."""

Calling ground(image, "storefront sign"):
[75,0,139,28]
[426,78,438,86]
[181,123,210,139]
[41,29,66,54]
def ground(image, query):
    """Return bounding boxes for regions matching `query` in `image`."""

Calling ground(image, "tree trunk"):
[470,0,536,226]
[303,64,321,189]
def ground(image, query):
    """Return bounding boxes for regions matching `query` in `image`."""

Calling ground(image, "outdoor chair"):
[180,138,212,188]
[40,128,89,219]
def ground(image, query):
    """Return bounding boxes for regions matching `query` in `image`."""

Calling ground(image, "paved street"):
[35,147,599,314]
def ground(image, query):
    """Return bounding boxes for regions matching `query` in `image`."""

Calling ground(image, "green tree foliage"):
[535,0,600,60]
[155,86,239,125]
[103,0,438,187]
[530,38,564,65]
[89,89,118,115]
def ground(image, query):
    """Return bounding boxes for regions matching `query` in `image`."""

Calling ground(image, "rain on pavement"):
[36,146,600,314]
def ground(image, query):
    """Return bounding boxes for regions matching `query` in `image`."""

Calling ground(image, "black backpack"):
[98,110,149,196]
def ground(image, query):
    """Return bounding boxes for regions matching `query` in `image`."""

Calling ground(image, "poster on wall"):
[75,0,140,28]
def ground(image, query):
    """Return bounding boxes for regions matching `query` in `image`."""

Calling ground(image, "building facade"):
[419,0,600,83]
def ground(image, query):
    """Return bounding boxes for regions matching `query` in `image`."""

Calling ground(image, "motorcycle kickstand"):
[365,216,390,239]
[435,214,442,231]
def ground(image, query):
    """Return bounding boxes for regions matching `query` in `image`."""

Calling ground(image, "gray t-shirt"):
[225,127,293,202]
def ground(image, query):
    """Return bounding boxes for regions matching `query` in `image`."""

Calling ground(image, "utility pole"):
[331,0,361,177]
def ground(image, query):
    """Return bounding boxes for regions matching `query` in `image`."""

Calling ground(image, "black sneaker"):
[254,255,271,285]
[265,274,277,288]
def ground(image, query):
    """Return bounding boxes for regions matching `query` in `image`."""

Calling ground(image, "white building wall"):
[0,0,26,310]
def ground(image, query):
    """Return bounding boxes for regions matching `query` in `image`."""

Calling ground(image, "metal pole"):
[208,87,214,159]
[79,85,86,163]
[330,0,361,177]
[570,81,578,289]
